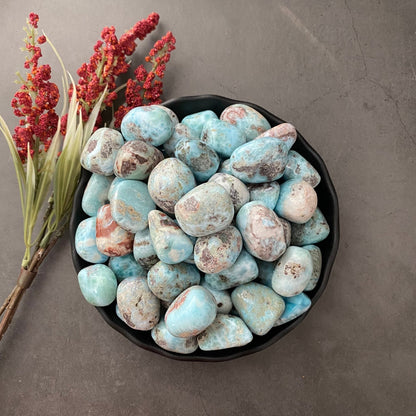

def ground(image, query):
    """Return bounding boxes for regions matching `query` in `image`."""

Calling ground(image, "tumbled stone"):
[236,201,286,261]
[272,246,313,297]
[107,177,125,201]
[75,217,108,264]
[154,105,179,126]
[231,282,285,336]
[200,278,232,314]
[283,150,321,188]
[81,173,113,216]
[151,318,198,354]
[175,138,220,182]
[303,245,322,291]
[163,123,198,156]
[148,210,194,264]
[108,253,146,282]
[218,159,233,175]
[247,181,280,210]
[274,179,317,224]
[181,110,218,137]
[230,137,288,183]
[148,158,196,214]
[78,264,117,306]
[201,118,246,158]
[256,259,275,288]
[133,228,159,269]
[117,277,160,330]
[256,122,297,149]
[120,105,174,146]
[81,128,124,175]
[175,182,234,237]
[208,173,250,211]
[220,103,271,141]
[290,208,330,245]
[197,314,253,351]
[147,261,200,302]
[110,179,155,232]
[113,140,163,180]
[96,204,134,257]
[204,249,258,290]
[165,286,217,337]
[279,216,292,247]
[274,293,311,326]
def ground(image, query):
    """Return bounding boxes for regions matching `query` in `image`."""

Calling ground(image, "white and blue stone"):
[81,127,124,176]
[256,122,297,149]
[230,137,288,183]
[78,264,117,307]
[110,179,155,233]
[81,173,113,216]
[283,150,321,188]
[274,293,311,326]
[165,286,217,337]
[133,228,159,269]
[218,159,233,175]
[181,109,218,137]
[107,177,125,201]
[220,103,271,141]
[174,138,220,182]
[256,259,275,288]
[231,282,285,336]
[147,261,200,303]
[200,278,232,314]
[197,314,253,351]
[163,123,198,156]
[120,105,174,146]
[303,245,322,291]
[204,249,258,290]
[151,318,198,354]
[75,217,108,264]
[247,181,280,210]
[290,207,330,245]
[201,118,246,158]
[108,253,146,282]
[272,246,313,297]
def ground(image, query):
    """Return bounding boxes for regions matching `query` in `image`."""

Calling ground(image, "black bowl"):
[70,94,339,362]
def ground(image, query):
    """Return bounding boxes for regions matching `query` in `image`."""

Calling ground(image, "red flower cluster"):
[11,13,59,163]
[113,31,176,128]
[71,12,160,123]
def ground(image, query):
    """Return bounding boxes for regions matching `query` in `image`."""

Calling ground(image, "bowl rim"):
[70,94,340,362]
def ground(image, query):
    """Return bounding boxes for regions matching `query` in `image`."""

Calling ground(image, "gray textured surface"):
[0,1,415,415]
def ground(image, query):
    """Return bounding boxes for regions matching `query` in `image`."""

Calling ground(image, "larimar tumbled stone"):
[82,173,113,216]
[230,137,288,183]
[133,228,159,269]
[81,128,124,176]
[291,208,330,245]
[113,140,164,180]
[247,181,280,210]
[197,314,253,351]
[236,201,286,261]
[163,123,199,156]
[96,204,134,257]
[117,277,160,330]
[78,264,117,306]
[274,293,311,326]
[107,177,125,201]
[283,150,321,188]
[108,253,146,282]
[204,249,258,290]
[256,122,297,149]
[231,282,285,336]
[272,246,313,297]
[120,105,174,146]
[147,261,200,302]
[201,118,246,158]
[110,179,155,233]
[181,110,218,137]
[148,210,194,264]
[175,138,220,182]
[175,182,234,237]
[151,318,198,354]
[154,105,179,126]
[274,179,317,224]
[208,173,250,211]
[256,259,275,288]
[280,217,292,246]
[148,158,196,214]
[200,278,232,314]
[303,245,322,291]
[165,286,217,337]
[220,104,271,141]
[194,226,242,274]
[75,217,108,264]
[218,159,233,175]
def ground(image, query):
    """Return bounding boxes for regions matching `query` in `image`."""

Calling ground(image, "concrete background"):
[0,0,415,415]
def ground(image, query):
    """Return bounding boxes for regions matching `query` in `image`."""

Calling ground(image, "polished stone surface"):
[0,1,414,414]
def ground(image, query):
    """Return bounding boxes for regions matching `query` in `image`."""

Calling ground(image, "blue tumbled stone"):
[108,253,146,282]
[82,173,113,216]
[181,110,218,137]
[274,293,311,326]
[291,208,330,245]
[75,217,108,264]
[283,150,321,188]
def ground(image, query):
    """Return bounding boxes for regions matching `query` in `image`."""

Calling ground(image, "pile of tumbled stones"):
[75,103,330,354]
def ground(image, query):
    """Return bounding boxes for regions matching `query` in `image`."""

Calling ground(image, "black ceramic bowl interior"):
[70,94,339,362]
